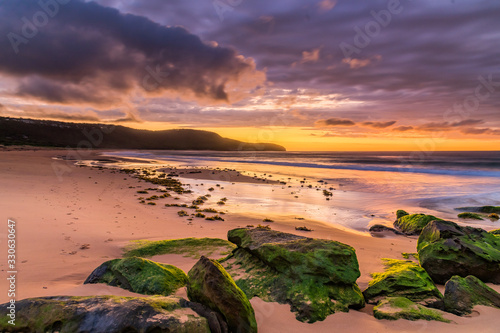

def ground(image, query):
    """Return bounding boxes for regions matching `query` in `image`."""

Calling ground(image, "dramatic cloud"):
[316,118,356,127]
[0,0,264,106]
[392,126,414,132]
[460,128,500,136]
[362,120,396,129]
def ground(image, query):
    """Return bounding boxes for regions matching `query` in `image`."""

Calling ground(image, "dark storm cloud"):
[0,0,263,106]
[92,0,500,126]
[362,121,396,129]
[392,126,413,132]
[460,128,500,136]
[315,118,356,127]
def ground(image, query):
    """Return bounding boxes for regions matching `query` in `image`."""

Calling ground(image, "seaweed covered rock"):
[394,213,442,235]
[443,275,500,315]
[396,209,409,219]
[417,220,500,284]
[188,256,257,333]
[84,257,187,295]
[0,296,210,333]
[363,259,442,304]
[373,297,449,322]
[369,224,404,235]
[224,227,364,322]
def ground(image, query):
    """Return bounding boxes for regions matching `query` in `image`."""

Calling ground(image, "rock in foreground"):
[0,296,210,333]
[394,213,442,235]
[373,297,449,322]
[417,220,500,284]
[224,227,364,322]
[443,275,500,315]
[84,257,188,295]
[188,256,257,333]
[363,259,442,305]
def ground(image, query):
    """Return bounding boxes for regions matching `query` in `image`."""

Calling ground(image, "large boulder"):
[84,257,188,295]
[0,296,210,333]
[394,213,442,235]
[224,227,364,323]
[363,259,442,304]
[187,256,257,333]
[443,275,500,315]
[373,297,449,322]
[417,220,500,284]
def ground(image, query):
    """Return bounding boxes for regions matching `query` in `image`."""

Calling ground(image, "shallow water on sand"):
[101,150,500,232]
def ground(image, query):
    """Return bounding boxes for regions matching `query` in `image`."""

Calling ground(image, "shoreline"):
[0,149,499,332]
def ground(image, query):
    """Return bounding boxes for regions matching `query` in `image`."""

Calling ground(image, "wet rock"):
[417,220,500,284]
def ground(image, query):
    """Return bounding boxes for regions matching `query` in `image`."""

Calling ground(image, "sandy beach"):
[1,149,499,332]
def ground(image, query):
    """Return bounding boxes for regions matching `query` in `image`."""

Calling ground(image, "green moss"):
[401,252,419,260]
[417,220,500,284]
[363,259,441,303]
[457,212,484,220]
[223,228,365,322]
[373,297,449,322]
[125,237,236,258]
[0,296,210,333]
[443,275,500,315]
[396,210,409,219]
[89,257,187,296]
[394,213,443,235]
[188,256,257,333]
[489,229,500,235]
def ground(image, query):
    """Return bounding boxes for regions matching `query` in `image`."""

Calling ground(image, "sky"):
[0,0,499,151]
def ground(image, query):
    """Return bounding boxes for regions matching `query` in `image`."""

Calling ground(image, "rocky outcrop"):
[363,259,442,305]
[394,213,442,235]
[224,227,365,323]
[373,297,449,322]
[188,256,258,333]
[369,224,404,235]
[417,220,500,284]
[0,296,210,333]
[396,210,409,219]
[84,257,188,296]
[443,275,500,315]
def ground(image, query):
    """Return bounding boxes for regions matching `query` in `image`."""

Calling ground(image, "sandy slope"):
[0,149,498,332]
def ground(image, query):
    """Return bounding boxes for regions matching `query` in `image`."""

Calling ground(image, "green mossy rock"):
[417,220,500,284]
[228,227,360,285]
[373,297,449,322]
[0,296,210,333]
[363,259,442,304]
[458,206,500,214]
[224,227,364,323]
[443,275,500,315]
[396,210,409,219]
[490,229,500,235]
[394,213,443,235]
[84,257,188,296]
[457,212,484,220]
[188,256,257,333]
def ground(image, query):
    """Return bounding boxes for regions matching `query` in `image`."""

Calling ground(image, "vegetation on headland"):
[0,116,286,151]
[124,238,236,258]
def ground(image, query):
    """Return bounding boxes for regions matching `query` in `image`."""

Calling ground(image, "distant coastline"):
[0,117,286,152]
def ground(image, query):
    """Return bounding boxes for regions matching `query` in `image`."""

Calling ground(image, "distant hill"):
[0,117,286,151]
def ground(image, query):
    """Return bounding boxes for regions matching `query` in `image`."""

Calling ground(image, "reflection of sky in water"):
[100,151,500,232]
